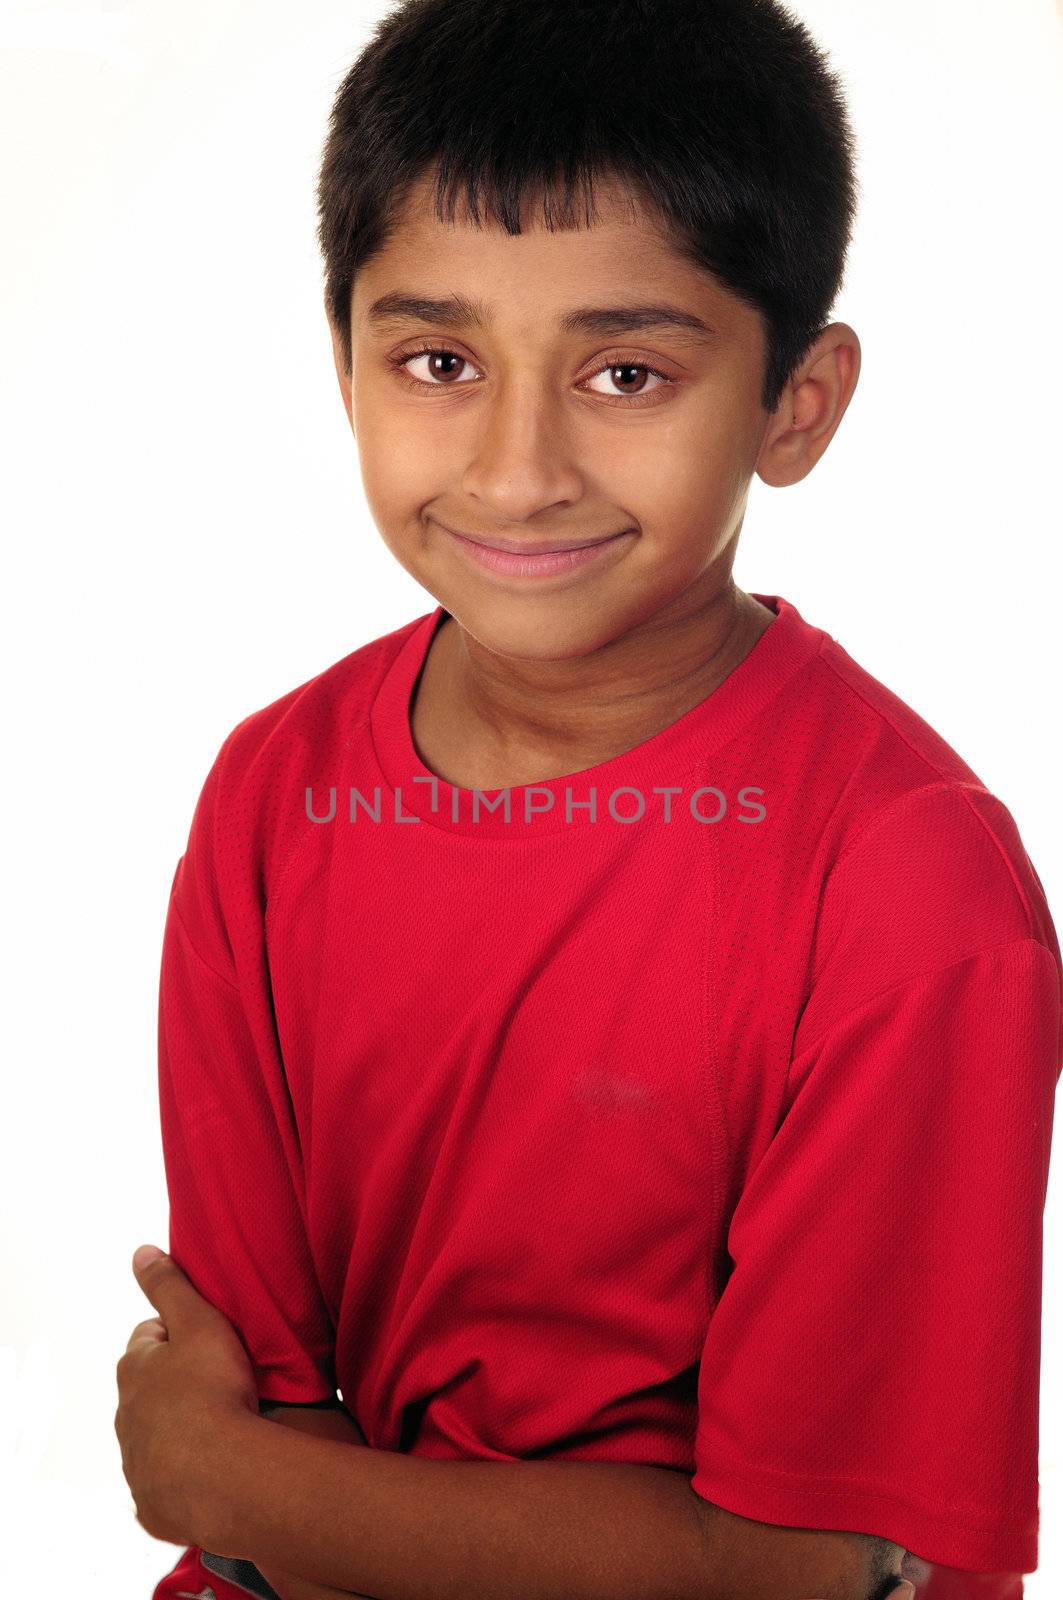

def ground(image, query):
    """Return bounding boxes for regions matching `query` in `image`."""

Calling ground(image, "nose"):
[459,375,585,525]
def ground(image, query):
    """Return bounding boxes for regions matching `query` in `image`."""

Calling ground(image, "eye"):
[582,358,672,401]
[388,345,481,385]
[385,344,675,405]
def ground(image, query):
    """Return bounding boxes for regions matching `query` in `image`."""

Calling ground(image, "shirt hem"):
[689,1454,1038,1574]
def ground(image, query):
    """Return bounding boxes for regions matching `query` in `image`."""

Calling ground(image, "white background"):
[1,0,1061,1593]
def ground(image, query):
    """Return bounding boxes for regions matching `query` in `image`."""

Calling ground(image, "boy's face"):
[332,172,813,661]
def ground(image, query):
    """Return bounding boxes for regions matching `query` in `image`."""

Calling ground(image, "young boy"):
[146,1,1061,1597]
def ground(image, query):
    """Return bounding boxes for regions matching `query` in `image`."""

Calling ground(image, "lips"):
[437,518,635,581]
[434,519,628,554]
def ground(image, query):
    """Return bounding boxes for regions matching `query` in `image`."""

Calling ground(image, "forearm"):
[257,1396,368,1446]
[243,1403,380,1600]
[194,1412,717,1600]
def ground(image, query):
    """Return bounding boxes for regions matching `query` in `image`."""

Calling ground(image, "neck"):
[412,581,776,789]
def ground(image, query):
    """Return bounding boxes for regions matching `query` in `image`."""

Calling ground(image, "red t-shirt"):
[152,593,1062,1600]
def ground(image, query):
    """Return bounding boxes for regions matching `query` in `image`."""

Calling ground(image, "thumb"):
[131,1243,185,1321]
[133,1244,167,1272]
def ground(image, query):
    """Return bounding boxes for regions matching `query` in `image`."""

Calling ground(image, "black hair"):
[316,0,859,416]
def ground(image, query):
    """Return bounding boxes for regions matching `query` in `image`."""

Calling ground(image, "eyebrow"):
[365,291,719,345]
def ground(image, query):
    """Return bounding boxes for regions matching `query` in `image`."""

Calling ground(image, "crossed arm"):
[120,1247,914,1598]
[197,1397,914,1600]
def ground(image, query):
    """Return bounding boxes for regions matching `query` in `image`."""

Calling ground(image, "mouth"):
[433,518,636,581]
[435,521,630,555]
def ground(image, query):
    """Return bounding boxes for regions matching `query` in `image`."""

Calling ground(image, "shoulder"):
[761,619,1062,1024]
[212,610,428,810]
[168,611,430,960]
[779,615,1052,940]
[813,624,1056,940]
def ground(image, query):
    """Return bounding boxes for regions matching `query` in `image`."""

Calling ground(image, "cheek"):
[608,425,741,536]
[353,401,445,518]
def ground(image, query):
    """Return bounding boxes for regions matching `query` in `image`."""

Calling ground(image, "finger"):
[124,1317,168,1352]
[131,1245,203,1329]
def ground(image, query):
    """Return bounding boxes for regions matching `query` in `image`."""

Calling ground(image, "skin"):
[255,1404,375,1600]
[116,1253,374,1599]
[326,166,861,792]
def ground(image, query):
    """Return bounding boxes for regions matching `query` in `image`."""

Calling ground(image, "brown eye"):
[612,364,649,393]
[394,348,480,384]
[584,360,670,399]
[424,351,466,381]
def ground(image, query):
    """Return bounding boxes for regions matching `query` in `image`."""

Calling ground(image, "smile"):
[434,519,636,580]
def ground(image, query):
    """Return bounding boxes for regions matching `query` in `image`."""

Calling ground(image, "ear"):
[325,296,355,437]
[755,322,861,489]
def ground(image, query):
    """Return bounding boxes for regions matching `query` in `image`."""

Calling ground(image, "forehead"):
[353,169,750,339]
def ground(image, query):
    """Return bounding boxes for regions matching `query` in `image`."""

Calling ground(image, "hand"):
[114,1244,261,1546]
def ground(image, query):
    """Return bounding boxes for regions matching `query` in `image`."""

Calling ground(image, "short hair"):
[316,0,860,416]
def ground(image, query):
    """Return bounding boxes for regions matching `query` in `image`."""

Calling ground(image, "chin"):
[453,597,627,662]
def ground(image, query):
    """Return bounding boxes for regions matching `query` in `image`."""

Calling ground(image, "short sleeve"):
[691,790,1063,1577]
[157,737,337,1404]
